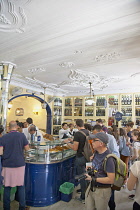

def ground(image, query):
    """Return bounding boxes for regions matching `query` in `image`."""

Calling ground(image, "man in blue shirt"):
[85,132,115,210]
[91,125,120,210]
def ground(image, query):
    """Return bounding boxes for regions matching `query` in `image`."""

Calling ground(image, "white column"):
[0,62,16,132]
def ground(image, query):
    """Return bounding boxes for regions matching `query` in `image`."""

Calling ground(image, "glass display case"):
[54,98,62,106]
[64,108,72,116]
[85,108,94,116]
[53,125,61,135]
[53,97,63,135]
[74,97,82,107]
[121,94,132,105]
[74,107,82,116]
[65,98,72,106]
[96,96,106,106]
[108,95,119,126]
[96,108,105,116]
[25,141,76,163]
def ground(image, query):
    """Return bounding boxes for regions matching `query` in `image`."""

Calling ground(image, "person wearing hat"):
[85,132,115,210]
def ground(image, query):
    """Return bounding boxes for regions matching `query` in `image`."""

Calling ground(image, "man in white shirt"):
[28,125,44,143]
[22,117,39,139]
[59,123,71,141]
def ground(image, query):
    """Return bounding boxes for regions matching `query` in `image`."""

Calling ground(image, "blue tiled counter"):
[25,156,75,207]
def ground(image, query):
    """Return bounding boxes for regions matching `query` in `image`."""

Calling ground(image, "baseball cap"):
[89,132,108,144]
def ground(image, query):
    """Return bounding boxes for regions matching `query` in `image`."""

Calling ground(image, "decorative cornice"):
[0,0,31,33]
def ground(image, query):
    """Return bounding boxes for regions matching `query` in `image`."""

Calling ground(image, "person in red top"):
[0,121,29,210]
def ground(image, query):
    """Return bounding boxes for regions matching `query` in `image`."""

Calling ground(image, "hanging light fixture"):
[41,87,47,109]
[86,82,95,105]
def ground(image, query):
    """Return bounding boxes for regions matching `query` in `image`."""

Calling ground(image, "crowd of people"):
[60,119,140,210]
[0,118,140,210]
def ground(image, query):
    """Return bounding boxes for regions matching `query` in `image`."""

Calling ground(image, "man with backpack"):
[85,132,116,210]
[64,119,89,203]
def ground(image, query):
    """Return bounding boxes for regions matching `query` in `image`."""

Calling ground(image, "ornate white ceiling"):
[1,0,140,96]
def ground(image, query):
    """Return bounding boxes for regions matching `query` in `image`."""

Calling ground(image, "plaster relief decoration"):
[58,69,120,92]
[59,62,75,68]
[11,73,67,94]
[0,0,31,33]
[93,52,120,63]
[28,67,46,74]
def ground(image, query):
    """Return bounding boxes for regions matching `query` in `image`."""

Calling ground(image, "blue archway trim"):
[8,94,52,134]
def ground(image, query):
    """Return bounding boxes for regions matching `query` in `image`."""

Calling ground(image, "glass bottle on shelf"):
[53,117,61,125]
[54,98,62,106]
[74,98,82,106]
[121,95,132,105]
[54,108,62,116]
[96,108,105,116]
[135,94,140,105]
[65,98,72,106]
[64,108,72,116]
[85,108,94,116]
[74,107,82,116]
[108,95,118,106]
[135,108,140,116]
[53,126,61,135]
[96,96,105,106]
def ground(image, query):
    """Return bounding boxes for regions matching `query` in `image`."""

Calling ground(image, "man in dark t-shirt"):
[85,132,115,210]
[64,119,89,202]
[0,121,29,210]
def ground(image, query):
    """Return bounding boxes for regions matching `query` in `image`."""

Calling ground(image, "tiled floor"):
[0,187,134,210]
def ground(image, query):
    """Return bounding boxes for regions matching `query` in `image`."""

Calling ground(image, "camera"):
[75,167,95,182]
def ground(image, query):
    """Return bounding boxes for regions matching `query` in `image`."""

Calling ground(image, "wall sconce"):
[33,111,38,115]
[8,103,13,110]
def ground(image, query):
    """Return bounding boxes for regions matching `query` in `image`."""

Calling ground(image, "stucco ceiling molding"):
[27,67,46,74]
[94,52,120,63]
[0,0,31,33]
[11,74,67,95]
[57,69,120,91]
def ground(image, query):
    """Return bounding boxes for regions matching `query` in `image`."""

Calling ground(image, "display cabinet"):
[120,94,133,126]
[96,95,106,118]
[53,126,61,135]
[134,94,140,126]
[51,92,140,132]
[25,141,76,163]
[64,97,73,117]
[74,97,83,116]
[52,97,63,135]
[107,95,119,126]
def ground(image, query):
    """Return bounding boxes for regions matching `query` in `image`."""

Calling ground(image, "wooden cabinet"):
[52,97,63,135]
[51,93,140,134]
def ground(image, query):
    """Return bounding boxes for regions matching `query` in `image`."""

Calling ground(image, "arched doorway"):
[8,94,52,134]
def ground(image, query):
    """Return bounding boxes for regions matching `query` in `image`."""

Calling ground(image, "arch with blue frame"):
[8,94,52,134]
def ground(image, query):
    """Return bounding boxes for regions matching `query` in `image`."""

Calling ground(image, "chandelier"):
[86,82,95,105]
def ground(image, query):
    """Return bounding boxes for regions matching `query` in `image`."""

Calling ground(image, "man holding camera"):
[85,132,115,210]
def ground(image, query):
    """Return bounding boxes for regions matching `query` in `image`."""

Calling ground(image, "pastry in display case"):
[25,141,76,163]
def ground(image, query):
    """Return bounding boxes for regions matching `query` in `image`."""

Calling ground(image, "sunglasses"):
[92,139,100,142]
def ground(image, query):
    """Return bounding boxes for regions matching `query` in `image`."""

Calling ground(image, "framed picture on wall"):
[15,108,24,116]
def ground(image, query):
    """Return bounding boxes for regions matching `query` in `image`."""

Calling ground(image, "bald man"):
[0,121,29,210]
